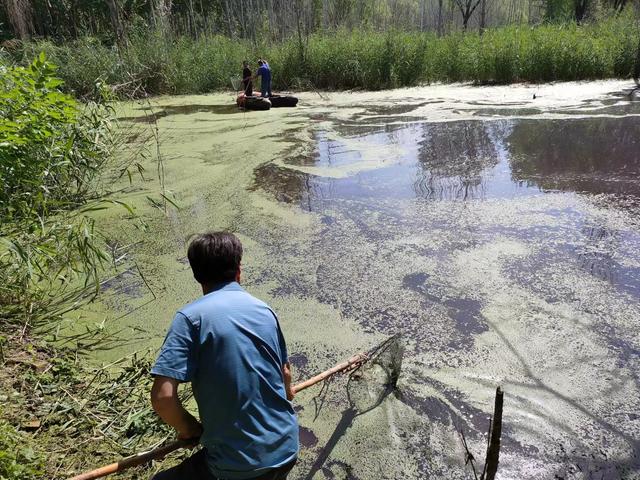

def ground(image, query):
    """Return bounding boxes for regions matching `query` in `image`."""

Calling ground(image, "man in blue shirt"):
[254,60,272,98]
[151,232,298,479]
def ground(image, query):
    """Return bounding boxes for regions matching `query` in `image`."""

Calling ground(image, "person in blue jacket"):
[150,232,298,479]
[254,59,272,98]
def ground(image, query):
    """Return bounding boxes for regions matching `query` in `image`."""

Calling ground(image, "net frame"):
[346,333,404,414]
[230,76,242,92]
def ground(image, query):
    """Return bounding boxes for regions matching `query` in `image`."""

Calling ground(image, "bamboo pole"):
[68,440,189,480]
[291,353,366,393]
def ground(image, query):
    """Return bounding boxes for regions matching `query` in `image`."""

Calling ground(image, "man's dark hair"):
[187,232,243,285]
[257,60,264,66]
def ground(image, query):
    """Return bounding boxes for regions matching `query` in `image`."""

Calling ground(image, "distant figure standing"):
[241,61,253,96]
[254,59,272,98]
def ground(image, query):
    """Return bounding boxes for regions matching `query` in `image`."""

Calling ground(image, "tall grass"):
[6,11,639,98]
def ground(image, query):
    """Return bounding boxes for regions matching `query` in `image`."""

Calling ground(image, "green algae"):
[76,82,640,479]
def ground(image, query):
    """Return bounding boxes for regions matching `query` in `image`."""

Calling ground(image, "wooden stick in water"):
[481,386,503,480]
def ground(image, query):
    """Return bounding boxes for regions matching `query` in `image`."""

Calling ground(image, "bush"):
[0,54,113,324]
[0,54,111,222]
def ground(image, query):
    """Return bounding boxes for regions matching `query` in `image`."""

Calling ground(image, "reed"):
[6,12,637,99]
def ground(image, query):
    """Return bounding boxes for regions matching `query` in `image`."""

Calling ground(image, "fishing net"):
[304,335,405,479]
[230,76,242,92]
[346,334,404,413]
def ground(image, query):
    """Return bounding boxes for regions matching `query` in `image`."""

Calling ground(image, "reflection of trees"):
[507,117,640,197]
[415,120,511,200]
[577,224,616,283]
[251,163,315,211]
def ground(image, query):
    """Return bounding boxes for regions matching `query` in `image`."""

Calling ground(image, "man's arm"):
[151,376,203,441]
[282,362,295,401]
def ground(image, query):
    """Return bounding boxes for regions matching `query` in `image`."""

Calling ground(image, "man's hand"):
[151,376,203,443]
[282,363,295,401]
[177,417,203,443]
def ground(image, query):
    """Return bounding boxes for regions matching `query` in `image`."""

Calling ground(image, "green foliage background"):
[0,419,44,480]
[5,11,637,99]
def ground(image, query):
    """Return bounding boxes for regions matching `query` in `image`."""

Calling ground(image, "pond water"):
[84,81,640,479]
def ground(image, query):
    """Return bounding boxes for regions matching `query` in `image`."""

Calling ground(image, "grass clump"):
[0,330,185,479]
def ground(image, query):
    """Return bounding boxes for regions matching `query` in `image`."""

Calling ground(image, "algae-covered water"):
[78,81,640,479]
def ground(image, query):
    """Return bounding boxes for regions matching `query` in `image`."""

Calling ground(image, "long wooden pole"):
[68,352,368,480]
[68,440,190,480]
[291,353,366,393]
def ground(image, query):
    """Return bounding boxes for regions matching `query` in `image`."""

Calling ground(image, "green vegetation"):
[5,11,638,99]
[0,56,181,478]
[0,0,637,476]
[0,54,113,327]
[0,331,181,478]
[0,419,44,480]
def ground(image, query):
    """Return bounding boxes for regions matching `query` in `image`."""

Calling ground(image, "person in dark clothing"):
[242,61,253,96]
[253,60,272,98]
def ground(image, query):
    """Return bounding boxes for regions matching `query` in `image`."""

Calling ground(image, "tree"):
[635,35,640,86]
[104,0,126,48]
[574,0,588,23]
[452,0,482,30]
[3,0,33,39]
[479,0,487,33]
[609,0,628,12]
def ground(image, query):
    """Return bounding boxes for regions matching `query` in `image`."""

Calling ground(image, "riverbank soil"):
[68,80,640,479]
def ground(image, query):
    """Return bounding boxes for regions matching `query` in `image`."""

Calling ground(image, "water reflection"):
[258,115,640,207]
[415,121,515,200]
[508,116,640,196]
[249,110,640,479]
[253,114,640,301]
[577,225,616,283]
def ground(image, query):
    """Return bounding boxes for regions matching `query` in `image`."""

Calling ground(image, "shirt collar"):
[206,281,243,294]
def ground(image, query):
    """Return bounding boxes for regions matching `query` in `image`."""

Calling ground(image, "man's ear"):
[236,264,242,283]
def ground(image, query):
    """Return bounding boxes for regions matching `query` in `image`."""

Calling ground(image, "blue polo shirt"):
[151,282,299,479]
[256,64,271,85]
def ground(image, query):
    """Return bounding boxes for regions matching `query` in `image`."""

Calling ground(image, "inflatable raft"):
[236,94,271,110]
[269,95,298,108]
[236,93,298,110]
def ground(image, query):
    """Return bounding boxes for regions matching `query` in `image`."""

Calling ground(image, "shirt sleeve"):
[276,319,289,366]
[151,312,199,382]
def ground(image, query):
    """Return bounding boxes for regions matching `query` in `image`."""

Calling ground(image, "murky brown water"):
[97,83,640,479]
